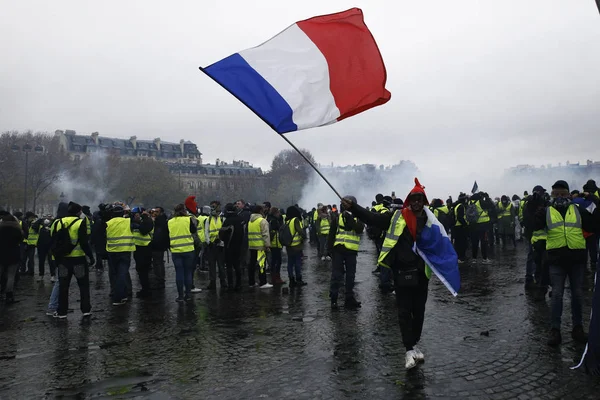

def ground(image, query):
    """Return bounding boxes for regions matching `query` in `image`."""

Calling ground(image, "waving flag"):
[414,208,461,296]
[201,8,391,134]
[471,181,479,194]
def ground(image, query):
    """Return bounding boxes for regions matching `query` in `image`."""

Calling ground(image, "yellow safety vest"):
[168,216,195,253]
[470,200,490,224]
[207,216,223,243]
[545,204,585,250]
[519,198,528,221]
[377,210,432,278]
[197,215,208,243]
[454,204,464,227]
[248,217,266,248]
[133,228,153,247]
[106,217,135,253]
[60,216,85,258]
[498,203,513,218]
[333,214,360,251]
[373,204,389,214]
[432,205,449,220]
[531,229,547,244]
[27,226,39,246]
[319,217,330,235]
[313,210,318,221]
[288,218,303,247]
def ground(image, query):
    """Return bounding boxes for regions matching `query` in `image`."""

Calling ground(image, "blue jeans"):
[172,251,195,297]
[287,250,303,280]
[48,279,59,311]
[525,242,535,281]
[549,263,584,330]
[108,252,131,302]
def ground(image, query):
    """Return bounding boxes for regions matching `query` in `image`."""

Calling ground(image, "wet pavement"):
[1,240,599,399]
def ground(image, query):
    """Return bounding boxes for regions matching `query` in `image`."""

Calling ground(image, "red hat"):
[184,196,198,214]
[404,177,429,206]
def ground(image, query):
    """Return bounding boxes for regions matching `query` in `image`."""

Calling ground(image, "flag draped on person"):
[201,8,391,134]
[402,178,461,296]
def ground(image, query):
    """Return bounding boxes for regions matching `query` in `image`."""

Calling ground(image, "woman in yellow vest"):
[534,180,594,347]
[285,205,307,287]
[341,181,434,370]
[168,204,198,302]
[267,207,285,284]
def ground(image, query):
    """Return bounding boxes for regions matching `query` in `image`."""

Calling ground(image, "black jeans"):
[586,235,598,267]
[57,257,91,316]
[270,248,282,275]
[330,246,358,301]
[21,245,36,274]
[207,244,226,285]
[533,241,549,287]
[225,250,242,289]
[453,225,468,260]
[134,246,152,292]
[470,223,489,259]
[248,249,267,286]
[392,266,429,351]
[37,246,52,276]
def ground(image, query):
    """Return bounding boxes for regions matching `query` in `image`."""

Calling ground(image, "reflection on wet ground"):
[0,241,599,398]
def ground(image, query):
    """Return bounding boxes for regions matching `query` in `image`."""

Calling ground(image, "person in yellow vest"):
[266,206,285,285]
[285,205,307,287]
[342,180,435,370]
[496,195,517,249]
[316,205,331,261]
[168,203,198,302]
[131,207,154,299]
[534,180,596,346]
[523,185,546,289]
[56,202,95,319]
[204,200,226,290]
[104,204,135,306]
[468,192,493,264]
[196,206,210,272]
[248,205,273,288]
[184,196,203,294]
[452,193,469,264]
[21,212,38,276]
[328,195,364,309]
[526,190,550,300]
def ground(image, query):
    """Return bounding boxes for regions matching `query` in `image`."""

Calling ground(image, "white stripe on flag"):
[239,24,340,130]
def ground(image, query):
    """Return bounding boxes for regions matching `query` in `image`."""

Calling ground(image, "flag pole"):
[278,134,343,200]
[199,66,343,201]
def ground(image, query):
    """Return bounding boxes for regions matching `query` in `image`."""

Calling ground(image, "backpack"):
[50,218,80,259]
[465,202,481,224]
[278,220,294,247]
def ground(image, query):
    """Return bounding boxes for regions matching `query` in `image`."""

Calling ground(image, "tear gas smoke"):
[57,152,116,208]
[298,163,600,209]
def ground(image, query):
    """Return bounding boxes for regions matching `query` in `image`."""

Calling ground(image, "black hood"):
[56,202,69,219]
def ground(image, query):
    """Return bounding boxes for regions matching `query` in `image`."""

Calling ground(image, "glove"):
[88,256,96,268]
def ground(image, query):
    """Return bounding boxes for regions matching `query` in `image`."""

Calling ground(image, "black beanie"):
[67,201,82,215]
[551,180,570,192]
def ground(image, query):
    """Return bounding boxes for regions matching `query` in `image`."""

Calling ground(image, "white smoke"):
[299,163,600,209]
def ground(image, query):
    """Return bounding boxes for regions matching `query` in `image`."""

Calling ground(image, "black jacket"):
[151,213,169,251]
[221,213,244,253]
[0,215,23,265]
[351,203,426,272]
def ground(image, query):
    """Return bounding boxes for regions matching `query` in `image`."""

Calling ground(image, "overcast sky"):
[2,0,599,188]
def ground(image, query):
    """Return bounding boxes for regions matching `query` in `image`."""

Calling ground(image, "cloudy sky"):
[2,0,600,188]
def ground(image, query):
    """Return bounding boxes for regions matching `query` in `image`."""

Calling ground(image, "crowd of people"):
[0,177,598,370]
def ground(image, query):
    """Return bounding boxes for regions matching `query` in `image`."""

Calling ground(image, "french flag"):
[415,208,461,296]
[201,8,391,134]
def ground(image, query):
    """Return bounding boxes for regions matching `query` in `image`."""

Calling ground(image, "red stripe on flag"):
[297,8,391,122]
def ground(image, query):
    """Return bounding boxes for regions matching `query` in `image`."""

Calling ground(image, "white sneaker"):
[481,259,492,265]
[326,256,331,261]
[405,350,417,370]
[321,256,326,261]
[46,310,57,316]
[260,283,273,289]
[190,288,202,293]
[413,346,425,362]
[83,312,92,317]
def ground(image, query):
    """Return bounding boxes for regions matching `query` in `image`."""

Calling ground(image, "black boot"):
[344,297,362,309]
[572,325,588,344]
[289,277,296,287]
[547,328,562,347]
[296,277,307,286]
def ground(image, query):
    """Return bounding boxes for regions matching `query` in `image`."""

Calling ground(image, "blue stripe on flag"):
[417,222,460,296]
[203,53,297,134]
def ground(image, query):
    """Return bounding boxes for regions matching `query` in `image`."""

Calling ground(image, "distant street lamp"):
[12,143,44,212]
